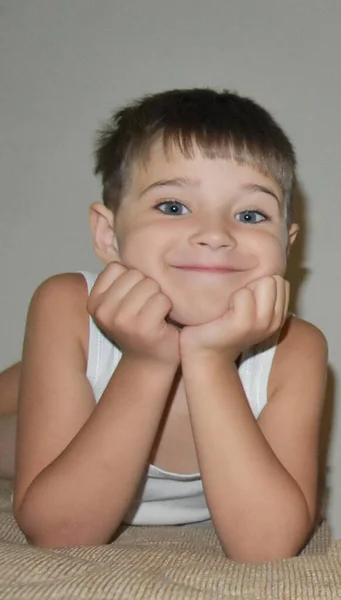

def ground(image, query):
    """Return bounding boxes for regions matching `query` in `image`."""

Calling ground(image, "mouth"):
[174,265,241,273]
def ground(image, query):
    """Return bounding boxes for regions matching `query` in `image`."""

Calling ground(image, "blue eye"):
[236,210,267,224]
[156,201,190,216]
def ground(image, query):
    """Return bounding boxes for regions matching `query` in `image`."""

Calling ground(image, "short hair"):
[94,88,296,224]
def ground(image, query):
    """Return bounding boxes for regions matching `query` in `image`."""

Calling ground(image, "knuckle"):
[107,260,123,273]
[163,295,172,310]
[259,316,272,332]
[129,268,145,281]
[155,290,168,302]
[87,293,99,316]
[92,303,110,327]
[102,262,123,282]
[154,291,172,311]
[144,278,161,293]
[114,308,129,329]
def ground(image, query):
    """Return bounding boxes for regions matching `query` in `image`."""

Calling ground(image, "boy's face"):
[104,143,297,326]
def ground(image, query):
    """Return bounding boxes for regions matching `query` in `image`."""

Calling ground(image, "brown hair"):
[94,88,296,223]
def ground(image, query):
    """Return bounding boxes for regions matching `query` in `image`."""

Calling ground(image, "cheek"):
[270,243,288,276]
[252,234,288,277]
[116,226,161,275]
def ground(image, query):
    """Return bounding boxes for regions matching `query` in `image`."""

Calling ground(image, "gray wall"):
[1,1,340,534]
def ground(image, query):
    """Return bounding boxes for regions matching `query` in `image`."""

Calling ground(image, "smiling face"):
[94,142,298,326]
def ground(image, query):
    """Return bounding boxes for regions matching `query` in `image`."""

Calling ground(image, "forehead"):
[127,140,282,200]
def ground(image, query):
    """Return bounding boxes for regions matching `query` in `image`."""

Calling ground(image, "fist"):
[87,262,180,366]
[180,275,289,361]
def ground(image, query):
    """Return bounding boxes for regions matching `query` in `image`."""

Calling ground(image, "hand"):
[180,276,289,362]
[87,262,180,367]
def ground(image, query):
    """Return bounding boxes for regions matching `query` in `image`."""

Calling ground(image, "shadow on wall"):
[319,367,335,522]
[286,181,308,314]
[287,181,335,524]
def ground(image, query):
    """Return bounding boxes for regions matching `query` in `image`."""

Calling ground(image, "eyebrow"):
[240,183,280,205]
[140,177,200,197]
[140,178,281,205]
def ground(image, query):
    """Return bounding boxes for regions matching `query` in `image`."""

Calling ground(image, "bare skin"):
[1,274,326,560]
[0,363,20,478]
[0,363,20,416]
[0,152,327,562]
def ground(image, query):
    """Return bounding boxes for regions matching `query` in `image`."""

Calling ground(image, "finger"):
[91,262,127,295]
[99,268,147,308]
[138,292,174,333]
[271,276,290,331]
[251,276,277,328]
[230,286,257,328]
[88,264,146,319]
[185,287,256,351]
[283,280,290,324]
[271,275,287,329]
[244,275,267,293]
[115,277,162,318]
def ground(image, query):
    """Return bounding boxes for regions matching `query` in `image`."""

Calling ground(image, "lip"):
[174,265,241,273]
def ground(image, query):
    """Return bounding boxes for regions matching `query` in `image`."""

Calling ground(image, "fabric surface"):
[0,480,340,600]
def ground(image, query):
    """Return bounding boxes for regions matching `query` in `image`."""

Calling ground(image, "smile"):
[174,266,241,273]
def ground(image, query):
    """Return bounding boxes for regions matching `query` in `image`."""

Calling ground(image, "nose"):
[189,215,236,250]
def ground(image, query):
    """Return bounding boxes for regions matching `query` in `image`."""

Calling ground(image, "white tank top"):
[81,271,278,526]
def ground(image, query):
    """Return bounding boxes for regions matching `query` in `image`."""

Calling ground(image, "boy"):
[0,88,327,563]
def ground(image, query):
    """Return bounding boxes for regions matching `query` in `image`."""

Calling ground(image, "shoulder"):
[30,272,89,304]
[26,273,91,361]
[278,315,327,361]
[29,272,90,329]
[268,316,328,399]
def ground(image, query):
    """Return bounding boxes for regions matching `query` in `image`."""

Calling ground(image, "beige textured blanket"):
[0,480,340,600]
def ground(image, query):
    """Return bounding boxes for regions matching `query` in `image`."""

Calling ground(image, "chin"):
[168,300,230,327]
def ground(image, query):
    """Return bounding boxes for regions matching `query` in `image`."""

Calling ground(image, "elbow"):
[17,521,109,549]
[26,527,96,549]
[222,538,304,564]
[29,532,103,549]
[14,507,75,548]
[221,529,311,563]
[14,503,111,548]
[219,505,314,564]
[14,483,123,548]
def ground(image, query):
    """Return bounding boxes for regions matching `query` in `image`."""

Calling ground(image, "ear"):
[286,223,299,257]
[89,202,119,263]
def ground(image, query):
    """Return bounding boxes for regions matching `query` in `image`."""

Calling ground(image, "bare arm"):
[0,362,21,478]
[181,279,327,562]
[182,318,327,562]
[14,270,178,547]
[0,362,21,415]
